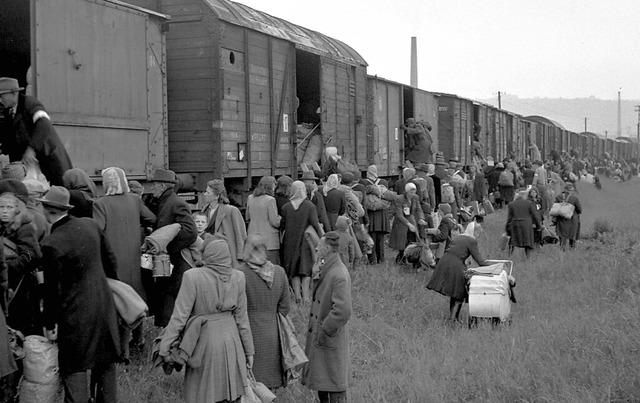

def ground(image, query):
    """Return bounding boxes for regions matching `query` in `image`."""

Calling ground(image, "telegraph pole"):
[635,105,640,161]
[584,117,587,132]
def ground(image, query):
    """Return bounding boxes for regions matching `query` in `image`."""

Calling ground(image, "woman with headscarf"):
[246,176,281,265]
[527,186,544,246]
[506,188,542,258]
[93,167,156,356]
[426,221,487,322]
[62,168,98,218]
[361,165,391,264]
[553,183,582,250]
[389,182,425,265]
[280,181,324,303]
[237,234,290,389]
[322,174,346,231]
[158,237,254,403]
[202,180,247,267]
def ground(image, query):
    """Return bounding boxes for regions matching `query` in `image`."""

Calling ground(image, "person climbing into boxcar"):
[401,118,433,164]
[0,77,72,186]
[426,221,487,323]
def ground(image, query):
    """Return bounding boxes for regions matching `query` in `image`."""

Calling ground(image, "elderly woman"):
[159,237,254,403]
[506,188,542,258]
[0,184,43,335]
[554,183,582,250]
[62,168,98,218]
[322,174,346,231]
[280,181,324,304]
[238,234,290,389]
[202,179,247,266]
[389,182,425,264]
[426,203,458,260]
[246,176,281,265]
[426,222,487,322]
[93,167,156,356]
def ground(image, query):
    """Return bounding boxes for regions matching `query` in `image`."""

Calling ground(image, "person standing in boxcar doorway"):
[0,77,72,186]
[149,169,198,327]
[401,118,433,164]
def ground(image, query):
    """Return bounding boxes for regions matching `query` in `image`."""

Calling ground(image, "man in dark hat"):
[148,168,197,327]
[39,186,120,402]
[0,77,72,186]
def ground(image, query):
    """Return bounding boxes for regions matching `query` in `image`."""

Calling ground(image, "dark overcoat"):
[238,264,290,388]
[323,188,345,231]
[0,94,72,186]
[554,194,582,240]
[506,198,542,248]
[302,253,352,392]
[361,178,390,233]
[389,193,424,251]
[280,200,323,278]
[152,188,198,326]
[427,235,486,300]
[41,216,120,372]
[93,193,156,299]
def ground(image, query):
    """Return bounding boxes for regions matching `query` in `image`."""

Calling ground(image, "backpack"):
[364,193,390,211]
[441,183,455,204]
[498,170,514,186]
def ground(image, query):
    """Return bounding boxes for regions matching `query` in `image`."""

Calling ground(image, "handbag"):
[277,313,308,385]
[247,369,275,403]
[549,202,574,219]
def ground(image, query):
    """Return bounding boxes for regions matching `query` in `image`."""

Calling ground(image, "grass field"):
[119,178,640,402]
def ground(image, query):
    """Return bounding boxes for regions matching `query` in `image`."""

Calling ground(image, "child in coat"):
[334,216,355,268]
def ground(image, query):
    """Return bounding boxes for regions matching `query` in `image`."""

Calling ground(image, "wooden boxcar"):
[0,0,169,180]
[365,77,439,178]
[435,93,474,165]
[135,0,368,190]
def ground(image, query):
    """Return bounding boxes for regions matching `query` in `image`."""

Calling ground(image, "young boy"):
[334,216,355,268]
[192,211,208,239]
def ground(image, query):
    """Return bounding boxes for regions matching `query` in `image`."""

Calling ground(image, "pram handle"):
[484,259,513,275]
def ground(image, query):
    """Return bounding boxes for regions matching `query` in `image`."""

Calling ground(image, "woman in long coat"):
[362,165,390,264]
[389,182,424,264]
[202,180,247,266]
[554,183,582,250]
[322,174,346,231]
[246,176,281,265]
[93,167,156,356]
[159,237,254,403]
[426,222,487,322]
[238,234,290,389]
[302,232,352,402]
[506,189,542,257]
[280,181,324,304]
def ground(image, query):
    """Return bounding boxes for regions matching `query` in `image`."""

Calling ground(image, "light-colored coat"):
[302,254,352,392]
[246,194,281,251]
[203,203,247,266]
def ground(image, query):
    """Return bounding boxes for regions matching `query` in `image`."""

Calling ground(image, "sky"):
[234,0,640,103]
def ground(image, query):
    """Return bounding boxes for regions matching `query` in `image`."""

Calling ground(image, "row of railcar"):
[1,0,636,198]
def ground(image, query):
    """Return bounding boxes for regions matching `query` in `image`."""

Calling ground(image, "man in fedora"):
[0,77,72,186]
[39,186,120,402]
[148,168,197,327]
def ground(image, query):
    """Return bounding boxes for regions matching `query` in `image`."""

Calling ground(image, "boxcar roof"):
[204,0,367,67]
[579,131,601,138]
[523,115,566,130]
[616,136,637,144]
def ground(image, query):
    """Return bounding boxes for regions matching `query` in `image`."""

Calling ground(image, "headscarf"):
[102,167,130,196]
[463,221,476,238]
[402,168,415,181]
[366,165,378,183]
[323,174,340,197]
[63,168,98,200]
[202,236,233,281]
[289,181,307,211]
[404,182,416,193]
[242,234,274,288]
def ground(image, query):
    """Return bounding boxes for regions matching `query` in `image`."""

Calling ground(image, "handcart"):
[467,259,514,327]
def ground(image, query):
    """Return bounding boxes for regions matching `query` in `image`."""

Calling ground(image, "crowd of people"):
[0,76,628,403]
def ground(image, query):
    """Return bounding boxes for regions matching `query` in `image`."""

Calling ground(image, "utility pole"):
[635,105,640,161]
[498,91,501,109]
[584,117,587,132]
[617,89,622,138]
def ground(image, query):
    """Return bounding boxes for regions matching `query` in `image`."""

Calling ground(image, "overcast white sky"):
[235,0,640,102]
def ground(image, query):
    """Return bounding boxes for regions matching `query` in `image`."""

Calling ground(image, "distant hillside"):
[477,95,639,138]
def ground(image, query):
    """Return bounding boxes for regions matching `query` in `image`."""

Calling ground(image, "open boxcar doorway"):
[295,50,322,170]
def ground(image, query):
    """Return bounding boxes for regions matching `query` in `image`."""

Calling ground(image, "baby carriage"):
[467,260,515,327]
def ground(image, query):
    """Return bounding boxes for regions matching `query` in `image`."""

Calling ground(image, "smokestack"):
[410,37,418,88]
[618,89,622,138]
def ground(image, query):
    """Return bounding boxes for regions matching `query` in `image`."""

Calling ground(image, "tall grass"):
[119,177,640,402]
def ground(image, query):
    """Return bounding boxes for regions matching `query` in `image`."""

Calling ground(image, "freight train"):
[1,0,635,202]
